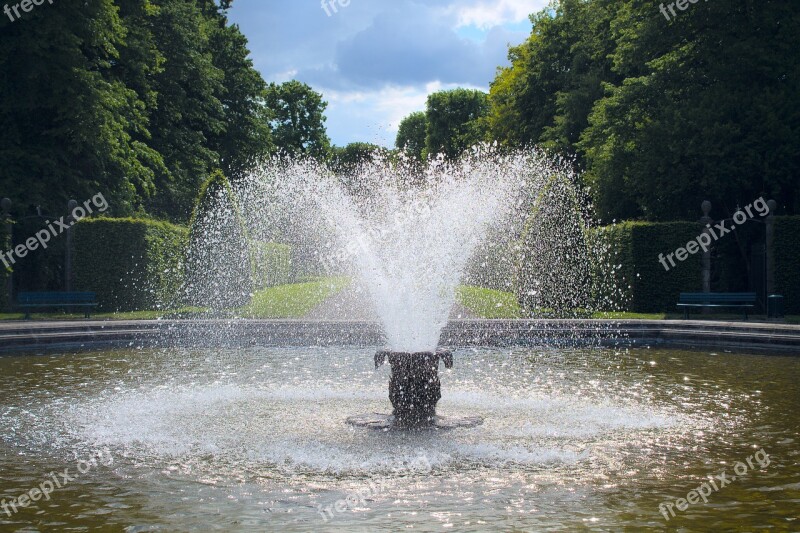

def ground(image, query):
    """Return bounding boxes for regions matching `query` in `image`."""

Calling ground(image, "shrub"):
[515,173,592,316]
[73,218,188,312]
[251,241,291,290]
[184,170,254,309]
[774,216,800,314]
[590,221,703,313]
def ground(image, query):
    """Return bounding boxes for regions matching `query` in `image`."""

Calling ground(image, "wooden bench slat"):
[676,292,757,320]
[16,292,98,319]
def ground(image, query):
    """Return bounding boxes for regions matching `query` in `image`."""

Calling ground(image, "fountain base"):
[346,413,483,430]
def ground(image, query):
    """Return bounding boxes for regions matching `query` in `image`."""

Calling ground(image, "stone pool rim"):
[0,319,798,355]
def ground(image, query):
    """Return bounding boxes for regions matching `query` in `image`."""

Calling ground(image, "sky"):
[227,0,547,148]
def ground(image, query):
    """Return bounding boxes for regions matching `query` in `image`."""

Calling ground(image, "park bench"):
[16,292,98,319]
[677,292,757,320]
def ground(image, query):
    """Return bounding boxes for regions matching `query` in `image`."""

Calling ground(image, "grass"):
[455,285,523,319]
[0,277,350,321]
[591,311,667,320]
[238,277,350,318]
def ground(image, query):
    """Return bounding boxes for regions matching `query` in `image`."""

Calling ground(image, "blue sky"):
[227,0,547,148]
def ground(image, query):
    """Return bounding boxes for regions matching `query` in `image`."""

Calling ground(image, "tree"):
[329,142,387,176]
[265,80,331,160]
[0,0,272,224]
[580,0,800,221]
[425,89,489,160]
[395,111,427,161]
[0,0,163,217]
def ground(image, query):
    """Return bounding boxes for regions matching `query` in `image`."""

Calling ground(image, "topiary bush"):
[184,170,254,309]
[774,216,800,314]
[251,241,291,290]
[515,173,592,316]
[73,218,188,312]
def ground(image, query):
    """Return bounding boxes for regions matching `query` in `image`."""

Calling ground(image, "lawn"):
[455,285,523,319]
[0,277,350,321]
[238,277,350,318]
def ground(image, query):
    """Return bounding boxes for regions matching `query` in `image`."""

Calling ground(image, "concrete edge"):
[0,319,797,355]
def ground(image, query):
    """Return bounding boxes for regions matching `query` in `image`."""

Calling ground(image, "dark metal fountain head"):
[347,348,482,431]
[374,349,453,428]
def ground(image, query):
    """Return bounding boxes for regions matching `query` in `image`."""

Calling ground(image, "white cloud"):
[447,0,547,30]
[323,82,484,147]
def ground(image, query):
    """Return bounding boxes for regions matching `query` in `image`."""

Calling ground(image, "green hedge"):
[184,170,253,309]
[251,241,291,290]
[515,173,592,316]
[774,216,800,314]
[73,218,188,312]
[590,221,703,313]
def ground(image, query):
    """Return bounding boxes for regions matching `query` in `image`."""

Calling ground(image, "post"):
[699,201,713,302]
[765,199,777,296]
[1,198,12,310]
[65,199,77,292]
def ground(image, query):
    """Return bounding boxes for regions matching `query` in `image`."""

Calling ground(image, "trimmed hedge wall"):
[252,241,291,290]
[590,221,703,313]
[73,218,188,312]
[774,216,800,314]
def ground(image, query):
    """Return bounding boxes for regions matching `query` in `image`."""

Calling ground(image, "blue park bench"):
[677,292,757,320]
[16,292,98,319]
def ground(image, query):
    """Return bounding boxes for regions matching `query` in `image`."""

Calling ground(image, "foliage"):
[774,216,800,314]
[456,285,522,319]
[73,218,188,312]
[488,0,800,221]
[516,172,592,316]
[425,89,489,160]
[329,142,389,176]
[239,277,349,318]
[184,170,253,309]
[251,241,292,290]
[265,80,331,160]
[590,221,703,313]
[395,111,428,161]
[0,0,273,223]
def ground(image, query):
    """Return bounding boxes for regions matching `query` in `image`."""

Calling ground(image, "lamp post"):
[65,199,77,292]
[1,198,12,309]
[699,201,713,302]
[765,200,777,296]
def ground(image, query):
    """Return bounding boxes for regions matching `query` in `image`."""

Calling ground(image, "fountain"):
[229,148,556,428]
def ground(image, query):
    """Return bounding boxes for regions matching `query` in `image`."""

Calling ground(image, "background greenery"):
[73,218,187,311]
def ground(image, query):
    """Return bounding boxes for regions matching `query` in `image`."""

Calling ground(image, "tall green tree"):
[425,89,489,160]
[580,0,800,221]
[265,80,330,160]
[0,0,163,216]
[395,111,427,161]
[0,0,272,223]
